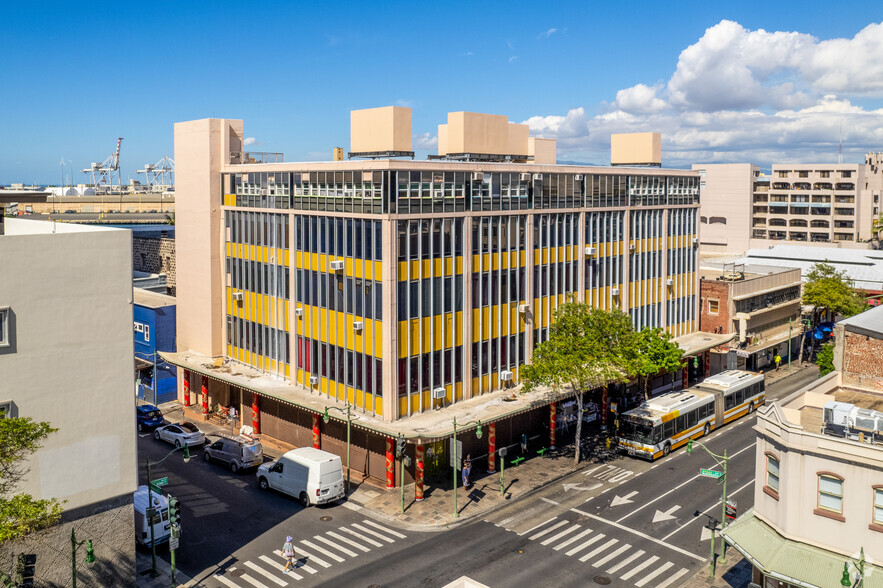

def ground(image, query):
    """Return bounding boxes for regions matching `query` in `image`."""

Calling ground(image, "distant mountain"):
[556,160,603,166]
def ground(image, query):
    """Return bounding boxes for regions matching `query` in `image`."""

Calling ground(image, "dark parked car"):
[136,404,165,432]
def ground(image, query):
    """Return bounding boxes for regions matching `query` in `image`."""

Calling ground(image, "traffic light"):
[692,357,699,368]
[168,496,179,526]
[395,436,405,458]
[686,439,693,454]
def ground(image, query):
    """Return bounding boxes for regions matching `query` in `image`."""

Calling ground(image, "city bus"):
[617,370,765,460]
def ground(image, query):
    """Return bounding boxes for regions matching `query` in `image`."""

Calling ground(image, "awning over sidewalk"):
[722,509,883,588]
[673,331,736,357]
[160,350,581,443]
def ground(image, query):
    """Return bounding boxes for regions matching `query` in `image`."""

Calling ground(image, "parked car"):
[154,422,205,448]
[136,404,165,432]
[256,447,344,506]
[204,435,263,473]
[64,209,76,214]
[148,209,158,213]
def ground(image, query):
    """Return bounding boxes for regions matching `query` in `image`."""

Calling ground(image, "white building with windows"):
[722,305,883,588]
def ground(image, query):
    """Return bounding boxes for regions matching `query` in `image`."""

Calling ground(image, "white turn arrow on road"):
[700,525,722,541]
[652,505,681,523]
[610,491,639,507]
[563,483,602,492]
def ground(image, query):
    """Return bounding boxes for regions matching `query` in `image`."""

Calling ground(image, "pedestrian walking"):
[774,353,782,372]
[462,454,472,488]
[282,536,296,574]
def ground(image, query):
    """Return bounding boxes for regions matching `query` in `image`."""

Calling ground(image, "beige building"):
[722,304,883,588]
[0,218,136,584]
[695,154,883,254]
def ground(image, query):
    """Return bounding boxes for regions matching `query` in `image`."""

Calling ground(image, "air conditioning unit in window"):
[309,375,318,386]
[232,291,243,302]
[533,174,543,181]
[666,278,673,286]
[353,321,363,332]
[585,245,596,256]
[520,173,531,181]
[432,387,446,399]
[294,307,303,317]
[500,370,513,382]
[472,172,484,181]
[611,287,621,296]
[329,260,345,271]
[518,304,530,314]
[629,243,636,251]
[574,174,583,181]
[691,237,699,245]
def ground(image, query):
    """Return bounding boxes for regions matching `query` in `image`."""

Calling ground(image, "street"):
[140,367,817,587]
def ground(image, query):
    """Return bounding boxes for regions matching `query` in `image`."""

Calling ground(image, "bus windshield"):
[620,418,658,445]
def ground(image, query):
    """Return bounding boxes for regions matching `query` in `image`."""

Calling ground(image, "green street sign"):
[151,477,168,488]
[700,468,723,479]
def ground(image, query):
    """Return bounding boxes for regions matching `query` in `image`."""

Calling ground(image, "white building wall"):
[0,219,137,510]
[692,163,756,254]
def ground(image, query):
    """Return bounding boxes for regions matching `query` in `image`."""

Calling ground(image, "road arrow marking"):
[610,491,639,507]
[700,525,721,541]
[563,483,601,492]
[652,505,681,523]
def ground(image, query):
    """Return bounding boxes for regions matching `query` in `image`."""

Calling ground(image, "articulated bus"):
[617,370,765,460]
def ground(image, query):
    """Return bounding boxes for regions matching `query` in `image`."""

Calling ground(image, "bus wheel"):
[748,402,755,414]
[663,443,671,457]
[703,423,711,436]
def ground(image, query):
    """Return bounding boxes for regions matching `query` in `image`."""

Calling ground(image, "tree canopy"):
[802,262,867,318]
[627,327,685,399]
[0,415,62,543]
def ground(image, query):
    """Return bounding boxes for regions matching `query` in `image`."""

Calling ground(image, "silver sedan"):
[154,422,206,448]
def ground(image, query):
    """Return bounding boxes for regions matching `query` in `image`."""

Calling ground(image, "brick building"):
[834,307,883,392]
[132,233,176,295]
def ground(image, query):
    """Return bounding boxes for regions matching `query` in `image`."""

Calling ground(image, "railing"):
[230,152,284,164]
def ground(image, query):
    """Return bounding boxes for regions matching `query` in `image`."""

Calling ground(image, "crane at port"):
[82,137,123,192]
[136,156,175,192]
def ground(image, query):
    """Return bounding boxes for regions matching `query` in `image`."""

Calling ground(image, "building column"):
[386,437,395,489]
[487,423,496,472]
[415,443,425,501]
[381,218,398,421]
[661,208,670,330]
[252,393,261,434]
[524,214,535,363]
[550,402,557,450]
[462,216,474,400]
[312,413,321,449]
[577,211,586,302]
[183,369,191,407]
[201,375,209,415]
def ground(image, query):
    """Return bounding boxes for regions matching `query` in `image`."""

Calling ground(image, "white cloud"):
[538,28,558,39]
[520,20,883,167]
[244,137,258,146]
[508,56,518,63]
[413,132,437,149]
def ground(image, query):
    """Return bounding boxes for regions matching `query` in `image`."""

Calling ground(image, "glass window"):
[0,307,8,347]
[818,475,843,513]
[875,488,883,524]
[766,455,779,491]
[708,299,719,314]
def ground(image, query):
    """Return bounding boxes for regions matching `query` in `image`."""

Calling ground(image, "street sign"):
[699,468,724,479]
[449,439,463,469]
[169,536,180,551]
[151,477,168,488]
[726,499,738,520]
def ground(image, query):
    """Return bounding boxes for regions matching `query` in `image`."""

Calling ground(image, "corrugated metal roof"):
[729,245,883,291]
[722,509,883,588]
[838,303,883,336]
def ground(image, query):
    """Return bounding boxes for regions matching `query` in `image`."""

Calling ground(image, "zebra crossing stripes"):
[540,523,581,546]
[529,520,569,540]
[565,532,605,557]
[351,522,396,543]
[578,538,618,562]
[553,528,592,551]
[620,556,660,580]
[270,551,317,574]
[245,560,292,584]
[301,538,346,562]
[586,464,634,483]
[653,567,691,588]
[634,561,673,587]
[605,550,644,574]
[340,526,383,547]
[591,543,630,567]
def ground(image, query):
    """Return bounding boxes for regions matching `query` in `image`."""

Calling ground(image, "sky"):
[2,0,883,185]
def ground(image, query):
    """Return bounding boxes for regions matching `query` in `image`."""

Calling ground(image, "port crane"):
[136,156,175,192]
[82,137,123,191]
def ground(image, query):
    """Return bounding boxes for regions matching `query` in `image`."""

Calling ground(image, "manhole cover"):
[230,569,245,578]
[320,516,332,521]
[593,576,611,585]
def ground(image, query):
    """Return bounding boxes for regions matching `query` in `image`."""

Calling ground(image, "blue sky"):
[2,0,883,184]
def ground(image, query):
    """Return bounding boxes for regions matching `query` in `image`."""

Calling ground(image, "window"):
[144,325,150,342]
[0,401,12,418]
[0,307,8,347]
[817,474,844,515]
[875,488,883,525]
[765,454,779,496]
[708,299,719,314]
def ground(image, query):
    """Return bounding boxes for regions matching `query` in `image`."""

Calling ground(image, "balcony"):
[753,195,769,203]
[789,219,808,227]
[814,182,834,190]
[793,182,811,191]
[810,233,830,242]
[772,183,791,190]
[811,195,830,203]
[753,206,769,215]
[789,207,809,215]
[834,208,855,216]
[789,231,808,241]
[231,151,285,164]
[768,231,787,240]
[769,218,787,227]
[833,233,854,241]
[753,218,767,227]
[835,197,855,204]
[810,220,830,228]
[753,229,767,238]
[835,183,855,191]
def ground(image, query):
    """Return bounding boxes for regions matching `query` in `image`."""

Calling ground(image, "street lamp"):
[323,402,351,495]
[71,528,96,588]
[452,416,482,519]
[841,548,866,587]
[686,439,729,578]
[145,445,191,578]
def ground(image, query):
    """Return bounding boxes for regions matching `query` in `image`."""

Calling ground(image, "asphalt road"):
[141,368,818,587]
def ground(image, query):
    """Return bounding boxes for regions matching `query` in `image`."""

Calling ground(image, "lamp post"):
[452,416,482,519]
[71,528,96,588]
[686,439,729,578]
[322,402,351,495]
[841,548,866,587]
[145,445,191,578]
[788,317,793,372]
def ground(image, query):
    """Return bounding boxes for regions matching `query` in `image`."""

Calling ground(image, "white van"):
[133,485,171,548]
[256,447,345,506]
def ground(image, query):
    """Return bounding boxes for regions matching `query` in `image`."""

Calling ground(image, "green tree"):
[521,303,634,464]
[816,343,835,376]
[0,415,63,543]
[627,327,685,400]
[802,262,867,318]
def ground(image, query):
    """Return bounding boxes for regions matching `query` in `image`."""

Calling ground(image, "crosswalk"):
[499,516,690,588]
[210,519,405,587]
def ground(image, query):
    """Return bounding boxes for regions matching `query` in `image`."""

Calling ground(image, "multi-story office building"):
[695,154,883,254]
[0,216,136,584]
[165,108,701,483]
